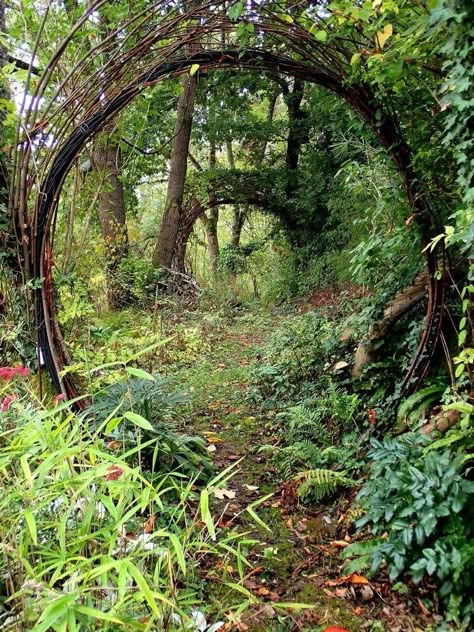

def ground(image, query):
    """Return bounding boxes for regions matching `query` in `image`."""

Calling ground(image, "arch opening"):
[8,2,445,405]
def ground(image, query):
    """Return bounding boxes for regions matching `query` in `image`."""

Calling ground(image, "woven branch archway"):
[9,0,444,405]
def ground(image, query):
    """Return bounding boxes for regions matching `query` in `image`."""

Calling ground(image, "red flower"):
[1,395,18,412]
[105,465,124,481]
[0,366,30,381]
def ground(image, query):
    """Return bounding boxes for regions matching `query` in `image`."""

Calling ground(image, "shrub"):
[355,433,474,626]
[0,396,258,630]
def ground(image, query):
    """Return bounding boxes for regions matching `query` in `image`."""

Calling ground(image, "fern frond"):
[340,538,383,574]
[294,468,355,502]
[396,384,446,427]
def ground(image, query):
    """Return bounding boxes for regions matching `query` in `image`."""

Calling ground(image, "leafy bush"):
[0,396,258,630]
[355,433,474,626]
[248,312,352,406]
[88,375,213,480]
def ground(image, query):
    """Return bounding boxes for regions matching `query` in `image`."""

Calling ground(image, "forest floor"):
[159,305,434,632]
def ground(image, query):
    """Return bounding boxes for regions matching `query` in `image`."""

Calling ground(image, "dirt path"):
[169,310,429,632]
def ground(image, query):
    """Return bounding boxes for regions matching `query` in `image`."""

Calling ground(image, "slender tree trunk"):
[173,197,204,273]
[92,133,129,309]
[284,79,306,200]
[153,73,197,268]
[200,207,220,271]
[226,141,246,248]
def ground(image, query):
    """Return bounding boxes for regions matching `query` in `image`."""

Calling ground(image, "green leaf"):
[200,489,216,540]
[35,595,76,632]
[123,411,154,431]
[24,508,37,545]
[73,606,124,625]
[169,533,186,574]
[126,561,160,615]
[125,367,155,381]
[313,30,328,42]
[20,455,33,487]
[228,1,244,21]
[190,64,200,76]
[351,52,361,66]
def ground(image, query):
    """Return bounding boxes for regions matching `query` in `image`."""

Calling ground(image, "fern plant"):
[340,538,383,574]
[396,383,447,430]
[294,468,356,502]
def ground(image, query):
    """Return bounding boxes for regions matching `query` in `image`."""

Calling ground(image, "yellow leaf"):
[375,23,393,50]
[372,0,383,8]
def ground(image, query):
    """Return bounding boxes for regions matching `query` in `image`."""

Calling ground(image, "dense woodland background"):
[0,1,473,630]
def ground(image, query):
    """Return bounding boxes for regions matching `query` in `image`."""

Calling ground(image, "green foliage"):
[0,396,255,630]
[86,375,214,480]
[341,538,384,575]
[396,384,448,430]
[248,312,352,406]
[294,468,355,503]
[356,433,474,625]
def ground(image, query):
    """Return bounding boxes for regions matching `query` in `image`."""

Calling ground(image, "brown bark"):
[200,207,220,271]
[173,197,205,273]
[153,73,197,268]
[352,271,429,376]
[92,133,129,309]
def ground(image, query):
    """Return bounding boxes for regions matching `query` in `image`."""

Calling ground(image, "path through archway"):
[8,1,444,403]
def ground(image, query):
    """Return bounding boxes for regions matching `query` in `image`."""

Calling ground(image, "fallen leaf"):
[244,484,259,491]
[207,436,224,444]
[213,488,236,500]
[326,573,369,587]
[243,579,258,590]
[143,515,156,534]
[106,440,121,451]
[256,586,280,601]
[105,465,123,481]
[207,444,217,452]
[417,598,431,616]
[359,585,374,601]
[330,540,350,549]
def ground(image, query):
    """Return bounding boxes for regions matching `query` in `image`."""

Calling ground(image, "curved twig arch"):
[10,1,444,405]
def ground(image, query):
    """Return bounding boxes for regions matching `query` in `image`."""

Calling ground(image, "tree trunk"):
[173,197,205,273]
[153,73,197,268]
[200,207,220,272]
[225,140,246,248]
[230,206,247,248]
[284,79,306,200]
[352,271,429,376]
[92,133,129,309]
